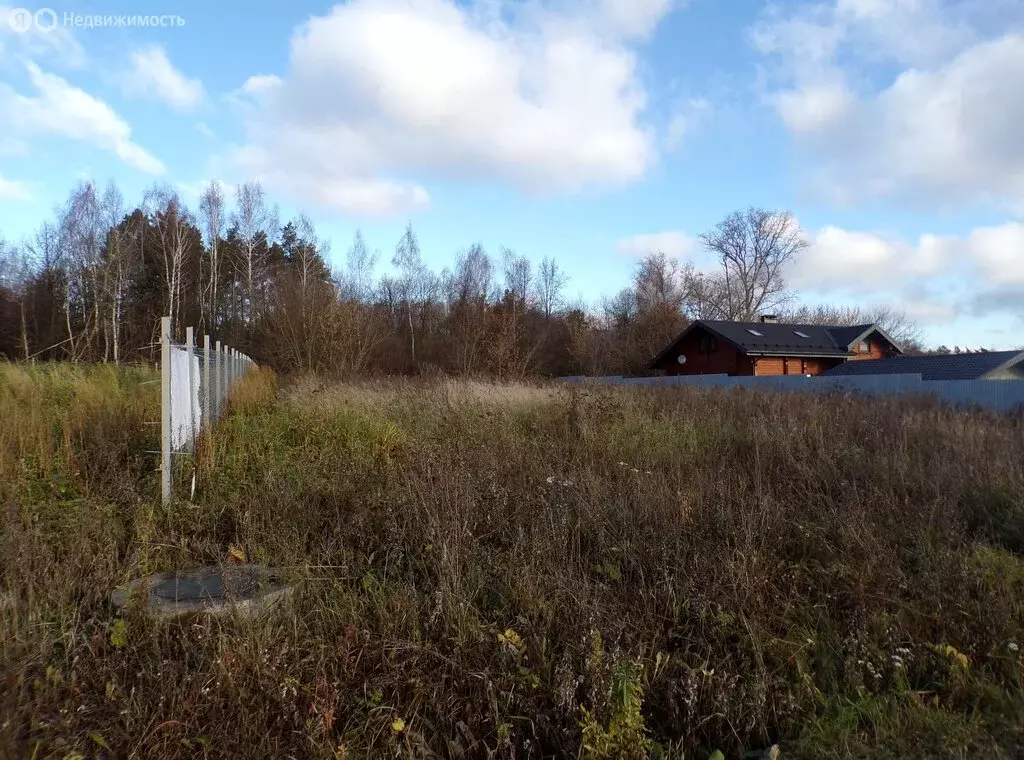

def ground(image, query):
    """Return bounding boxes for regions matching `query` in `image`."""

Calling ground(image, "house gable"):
[650,322,754,376]
[841,325,903,360]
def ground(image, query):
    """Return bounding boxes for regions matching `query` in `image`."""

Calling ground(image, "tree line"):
[0,183,927,376]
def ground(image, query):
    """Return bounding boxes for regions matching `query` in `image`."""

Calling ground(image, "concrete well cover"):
[111,565,293,617]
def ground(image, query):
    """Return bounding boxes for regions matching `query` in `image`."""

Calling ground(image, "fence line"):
[160,316,254,504]
[560,373,1024,414]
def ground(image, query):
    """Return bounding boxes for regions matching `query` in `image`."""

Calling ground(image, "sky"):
[1,0,1022,349]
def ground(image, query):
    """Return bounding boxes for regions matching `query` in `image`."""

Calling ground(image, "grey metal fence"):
[160,316,254,503]
[561,373,1024,414]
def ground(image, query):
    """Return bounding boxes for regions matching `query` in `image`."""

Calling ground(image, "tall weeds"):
[2,369,1023,758]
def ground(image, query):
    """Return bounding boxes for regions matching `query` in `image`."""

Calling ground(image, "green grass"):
[2,366,1024,758]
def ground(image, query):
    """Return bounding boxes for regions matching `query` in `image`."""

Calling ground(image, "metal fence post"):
[203,334,211,431]
[160,316,171,504]
[186,326,196,447]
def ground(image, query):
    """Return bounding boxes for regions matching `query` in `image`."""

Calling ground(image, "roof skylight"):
[746,329,763,336]
[794,331,810,338]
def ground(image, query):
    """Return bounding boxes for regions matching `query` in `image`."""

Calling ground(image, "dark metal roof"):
[649,319,902,368]
[823,351,1024,381]
[699,320,879,355]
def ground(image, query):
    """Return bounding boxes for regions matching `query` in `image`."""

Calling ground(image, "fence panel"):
[929,379,1024,413]
[559,372,1024,414]
[159,316,254,503]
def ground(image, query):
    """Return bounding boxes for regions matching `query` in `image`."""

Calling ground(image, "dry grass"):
[2,365,1024,759]
[285,375,563,418]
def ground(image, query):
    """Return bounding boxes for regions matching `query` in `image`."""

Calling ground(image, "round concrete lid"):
[111,565,293,617]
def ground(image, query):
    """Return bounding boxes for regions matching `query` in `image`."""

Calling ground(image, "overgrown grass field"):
[2,363,1024,758]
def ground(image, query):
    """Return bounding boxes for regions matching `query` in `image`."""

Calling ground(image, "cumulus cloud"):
[232,0,676,215]
[616,231,697,258]
[119,45,204,111]
[954,221,1024,286]
[788,220,1024,323]
[769,77,853,134]
[751,1,1024,211]
[0,62,164,174]
[789,226,950,293]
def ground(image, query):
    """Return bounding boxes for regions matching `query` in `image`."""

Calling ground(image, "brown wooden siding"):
[758,356,845,376]
[755,357,786,376]
[848,333,900,361]
[803,357,844,375]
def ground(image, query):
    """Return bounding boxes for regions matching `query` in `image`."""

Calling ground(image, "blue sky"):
[1,0,1023,348]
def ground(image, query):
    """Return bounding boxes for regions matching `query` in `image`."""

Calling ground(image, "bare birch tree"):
[502,247,532,310]
[293,213,331,294]
[146,184,194,335]
[232,180,277,325]
[393,223,425,364]
[98,182,129,363]
[58,183,107,360]
[340,229,377,303]
[535,255,569,320]
[0,236,31,358]
[199,181,225,331]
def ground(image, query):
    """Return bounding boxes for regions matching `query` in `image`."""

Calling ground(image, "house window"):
[857,340,870,353]
[699,335,718,354]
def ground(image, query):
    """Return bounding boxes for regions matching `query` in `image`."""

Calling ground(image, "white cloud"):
[789,226,949,293]
[617,230,697,258]
[769,76,852,134]
[119,45,204,111]
[830,0,978,66]
[233,0,675,215]
[956,222,1024,286]
[0,62,164,174]
[788,221,1024,324]
[752,2,1024,210]
[599,0,675,40]
[241,74,281,95]
[0,174,32,200]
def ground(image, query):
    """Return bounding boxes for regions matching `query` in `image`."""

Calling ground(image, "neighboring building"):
[649,316,903,377]
[823,350,1024,381]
